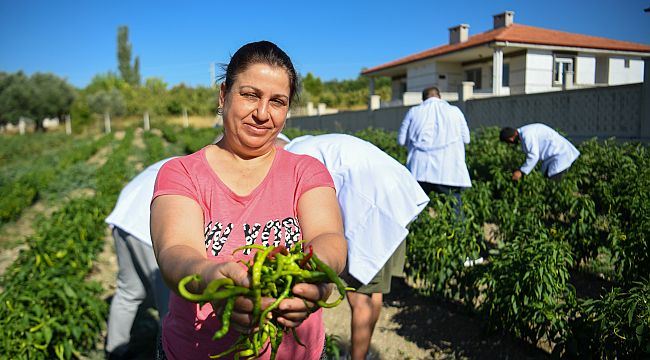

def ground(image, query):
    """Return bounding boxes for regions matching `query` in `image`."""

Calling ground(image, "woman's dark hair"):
[218,41,300,104]
[499,127,517,142]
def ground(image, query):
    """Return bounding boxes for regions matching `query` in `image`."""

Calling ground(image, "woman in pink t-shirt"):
[150,41,347,360]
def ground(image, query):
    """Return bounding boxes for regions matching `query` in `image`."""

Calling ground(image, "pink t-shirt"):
[153,145,334,360]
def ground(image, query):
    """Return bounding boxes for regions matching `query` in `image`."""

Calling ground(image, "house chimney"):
[449,24,469,45]
[493,11,514,29]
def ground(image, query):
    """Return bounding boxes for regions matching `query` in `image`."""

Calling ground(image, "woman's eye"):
[242,93,257,99]
[272,98,287,106]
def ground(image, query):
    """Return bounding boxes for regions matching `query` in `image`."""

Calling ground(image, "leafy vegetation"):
[0,124,648,358]
[299,72,391,109]
[359,126,650,357]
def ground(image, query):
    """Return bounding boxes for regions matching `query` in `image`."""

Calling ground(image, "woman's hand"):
[272,282,334,328]
[216,295,278,334]
[206,261,271,334]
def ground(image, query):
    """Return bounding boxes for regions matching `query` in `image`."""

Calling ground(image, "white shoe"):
[463,257,484,267]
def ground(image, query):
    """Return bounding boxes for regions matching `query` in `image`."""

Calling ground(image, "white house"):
[362,11,650,106]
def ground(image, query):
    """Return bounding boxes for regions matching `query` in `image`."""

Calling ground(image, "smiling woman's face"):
[220,62,290,155]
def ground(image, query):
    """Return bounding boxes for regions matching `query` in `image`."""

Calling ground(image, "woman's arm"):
[151,195,260,332]
[151,195,248,292]
[297,186,347,273]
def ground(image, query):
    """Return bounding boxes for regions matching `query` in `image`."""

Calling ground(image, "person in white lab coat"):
[397,86,471,210]
[281,134,429,360]
[105,158,175,359]
[499,123,580,181]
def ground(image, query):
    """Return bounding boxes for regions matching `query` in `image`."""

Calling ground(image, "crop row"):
[0,134,111,225]
[368,126,649,357]
[0,130,136,359]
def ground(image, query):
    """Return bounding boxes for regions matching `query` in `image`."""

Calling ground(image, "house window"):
[553,57,575,86]
[465,68,482,89]
[502,63,510,87]
[624,59,630,68]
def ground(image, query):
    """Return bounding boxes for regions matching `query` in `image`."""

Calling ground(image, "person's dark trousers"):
[548,169,567,182]
[418,181,463,219]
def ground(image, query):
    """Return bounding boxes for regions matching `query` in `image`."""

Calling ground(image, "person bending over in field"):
[279,133,429,360]
[105,157,175,360]
[500,123,580,182]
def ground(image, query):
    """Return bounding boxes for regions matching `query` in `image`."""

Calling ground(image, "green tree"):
[0,71,75,131]
[167,84,218,116]
[29,73,76,131]
[134,77,169,116]
[87,89,126,132]
[85,72,136,114]
[302,72,323,98]
[117,26,140,86]
[297,73,391,109]
[0,71,32,126]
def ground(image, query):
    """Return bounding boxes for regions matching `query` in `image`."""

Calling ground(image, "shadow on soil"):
[383,277,550,360]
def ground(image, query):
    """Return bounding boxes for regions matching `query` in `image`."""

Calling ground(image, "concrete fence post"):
[460,81,475,101]
[183,108,189,128]
[459,81,475,113]
[19,117,26,135]
[368,77,376,110]
[641,58,650,140]
[104,112,111,134]
[369,95,381,111]
[65,114,72,135]
[144,111,150,131]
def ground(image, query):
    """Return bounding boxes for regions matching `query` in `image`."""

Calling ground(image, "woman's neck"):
[207,142,278,196]
[217,137,276,161]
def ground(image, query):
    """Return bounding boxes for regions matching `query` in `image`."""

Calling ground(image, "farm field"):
[0,123,648,359]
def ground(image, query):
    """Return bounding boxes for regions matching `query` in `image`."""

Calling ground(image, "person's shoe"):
[463,256,484,267]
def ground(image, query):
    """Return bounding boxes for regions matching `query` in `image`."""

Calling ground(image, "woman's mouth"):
[244,123,271,135]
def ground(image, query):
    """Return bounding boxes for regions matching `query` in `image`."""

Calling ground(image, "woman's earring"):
[216,107,223,116]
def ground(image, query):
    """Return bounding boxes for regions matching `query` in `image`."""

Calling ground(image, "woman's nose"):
[254,101,270,121]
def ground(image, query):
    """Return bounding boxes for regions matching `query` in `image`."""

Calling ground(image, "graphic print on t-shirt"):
[204,217,302,256]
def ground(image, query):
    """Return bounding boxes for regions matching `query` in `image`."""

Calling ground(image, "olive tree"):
[0,71,75,131]
[87,89,126,133]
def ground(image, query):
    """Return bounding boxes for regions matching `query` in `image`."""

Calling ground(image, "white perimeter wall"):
[287,83,646,141]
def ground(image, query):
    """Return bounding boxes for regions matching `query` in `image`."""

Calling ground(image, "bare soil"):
[322,277,549,360]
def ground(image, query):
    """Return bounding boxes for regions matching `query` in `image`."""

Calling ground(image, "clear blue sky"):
[1,0,648,89]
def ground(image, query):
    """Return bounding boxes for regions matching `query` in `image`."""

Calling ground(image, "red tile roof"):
[362,24,650,75]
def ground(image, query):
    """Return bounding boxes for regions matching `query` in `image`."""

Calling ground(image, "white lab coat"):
[105,157,176,246]
[285,134,429,285]
[397,97,471,187]
[518,124,580,177]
